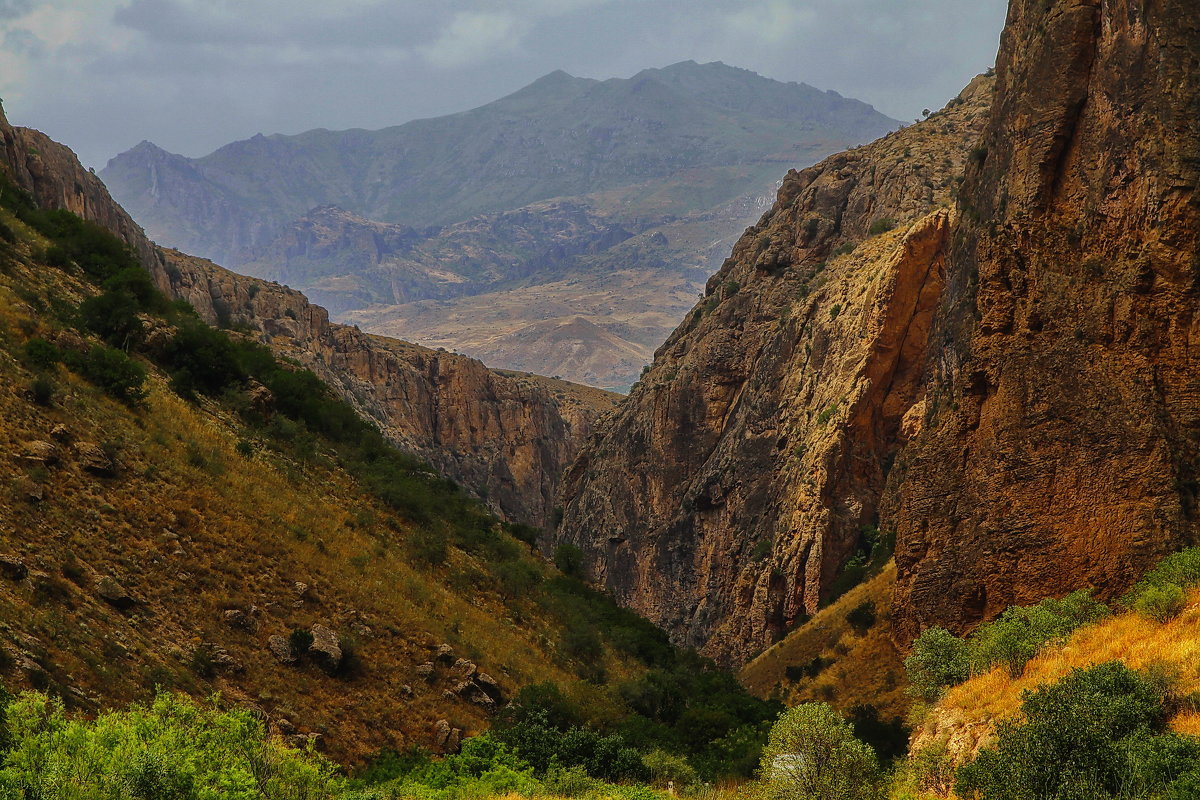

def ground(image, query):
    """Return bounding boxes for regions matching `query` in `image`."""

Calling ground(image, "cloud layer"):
[0,0,1008,168]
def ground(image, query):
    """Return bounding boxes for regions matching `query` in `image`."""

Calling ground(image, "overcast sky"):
[0,0,1009,169]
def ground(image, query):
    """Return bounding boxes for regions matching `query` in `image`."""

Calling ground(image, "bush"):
[846,601,876,635]
[760,703,882,800]
[65,344,147,403]
[1134,583,1187,622]
[0,690,344,797]
[1124,548,1200,621]
[79,288,144,348]
[868,218,896,236]
[28,377,53,406]
[968,590,1108,677]
[554,543,585,578]
[955,661,1200,800]
[642,749,697,789]
[288,627,314,657]
[904,627,970,702]
[21,338,59,370]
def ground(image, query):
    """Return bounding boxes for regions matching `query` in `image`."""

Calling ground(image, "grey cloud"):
[7,0,1008,169]
[0,0,32,21]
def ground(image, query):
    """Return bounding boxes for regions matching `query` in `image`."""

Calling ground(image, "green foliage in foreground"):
[0,691,343,799]
[905,589,1109,701]
[955,662,1200,800]
[758,703,882,800]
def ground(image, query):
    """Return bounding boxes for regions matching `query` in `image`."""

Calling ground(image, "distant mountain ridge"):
[101,61,899,387]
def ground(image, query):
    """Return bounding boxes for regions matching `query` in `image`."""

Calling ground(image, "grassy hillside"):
[0,176,778,778]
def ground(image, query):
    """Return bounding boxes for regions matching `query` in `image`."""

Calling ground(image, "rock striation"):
[883,0,1200,641]
[555,76,994,665]
[560,0,1200,666]
[0,102,611,529]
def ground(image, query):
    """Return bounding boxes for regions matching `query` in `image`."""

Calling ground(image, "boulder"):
[474,672,504,703]
[434,643,455,664]
[48,424,71,443]
[19,441,58,466]
[455,681,497,712]
[75,442,115,476]
[433,719,461,753]
[267,635,296,665]
[451,658,477,681]
[96,576,135,610]
[308,623,342,673]
[415,662,435,679]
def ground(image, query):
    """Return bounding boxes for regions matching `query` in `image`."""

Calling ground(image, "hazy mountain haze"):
[0,0,1007,168]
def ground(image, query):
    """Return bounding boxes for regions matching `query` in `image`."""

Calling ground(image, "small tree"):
[904,627,970,701]
[760,703,882,800]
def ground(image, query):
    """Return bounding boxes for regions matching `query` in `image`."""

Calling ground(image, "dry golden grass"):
[739,563,909,723]
[914,588,1200,759]
[0,228,642,765]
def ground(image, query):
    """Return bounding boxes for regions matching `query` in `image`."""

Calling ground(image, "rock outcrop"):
[561,0,1200,665]
[882,0,1200,641]
[555,76,994,665]
[0,102,611,529]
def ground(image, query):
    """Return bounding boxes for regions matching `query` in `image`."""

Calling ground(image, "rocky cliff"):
[555,76,994,665]
[0,103,610,530]
[883,0,1200,641]
[560,0,1200,667]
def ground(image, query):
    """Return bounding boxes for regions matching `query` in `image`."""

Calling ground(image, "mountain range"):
[101,61,898,389]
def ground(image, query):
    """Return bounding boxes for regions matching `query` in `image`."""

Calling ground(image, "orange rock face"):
[884,0,1200,641]
[555,78,993,665]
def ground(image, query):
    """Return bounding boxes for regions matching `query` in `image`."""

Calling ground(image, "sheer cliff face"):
[0,106,605,530]
[884,0,1200,641]
[555,78,994,665]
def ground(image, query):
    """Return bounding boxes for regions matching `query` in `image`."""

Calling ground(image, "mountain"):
[555,0,1200,668]
[101,61,898,389]
[0,98,778,773]
[2,102,610,533]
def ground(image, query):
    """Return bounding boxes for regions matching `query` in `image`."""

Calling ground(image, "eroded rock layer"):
[0,105,609,529]
[556,77,994,665]
[883,0,1200,641]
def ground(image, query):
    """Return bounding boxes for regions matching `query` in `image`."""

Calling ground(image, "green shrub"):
[760,703,882,800]
[288,627,314,657]
[1134,583,1187,622]
[968,590,1108,677]
[868,218,896,236]
[65,344,147,403]
[554,543,585,578]
[0,690,343,797]
[642,749,697,788]
[1124,548,1200,621]
[21,338,59,370]
[955,662,1200,800]
[79,288,144,348]
[905,627,970,702]
[28,377,53,406]
[847,601,876,635]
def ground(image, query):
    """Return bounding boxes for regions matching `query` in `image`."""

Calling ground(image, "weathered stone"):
[19,441,58,466]
[267,635,295,665]
[451,658,477,681]
[75,442,115,476]
[415,662,435,679]
[96,576,135,610]
[434,643,455,664]
[48,424,71,443]
[432,719,461,753]
[474,672,504,702]
[308,623,342,673]
[223,608,258,632]
[455,681,497,712]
